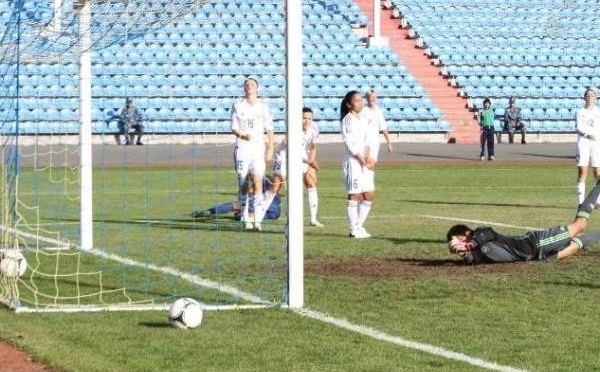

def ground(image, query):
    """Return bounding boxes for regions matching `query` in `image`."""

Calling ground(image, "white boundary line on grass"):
[0,224,268,306]
[419,214,541,231]
[293,308,530,372]
[1,223,531,371]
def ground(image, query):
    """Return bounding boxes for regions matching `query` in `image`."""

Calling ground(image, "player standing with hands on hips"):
[231,78,274,231]
[575,88,600,204]
[340,91,376,239]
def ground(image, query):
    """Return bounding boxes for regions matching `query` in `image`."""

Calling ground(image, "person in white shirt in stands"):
[340,90,375,239]
[575,88,600,204]
[262,108,324,227]
[364,90,393,154]
[231,77,274,231]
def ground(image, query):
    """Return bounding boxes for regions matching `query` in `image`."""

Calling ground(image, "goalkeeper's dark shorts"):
[529,225,572,260]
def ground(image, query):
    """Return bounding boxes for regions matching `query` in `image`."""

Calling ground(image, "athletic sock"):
[307,187,319,222]
[577,181,586,205]
[253,193,264,223]
[576,180,600,218]
[357,200,372,227]
[255,191,276,223]
[241,194,250,222]
[346,200,359,232]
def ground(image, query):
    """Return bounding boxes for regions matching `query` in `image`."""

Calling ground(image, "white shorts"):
[343,157,375,194]
[273,150,309,179]
[576,137,600,167]
[234,146,266,178]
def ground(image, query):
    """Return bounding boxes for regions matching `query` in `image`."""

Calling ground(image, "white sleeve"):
[378,110,388,132]
[576,110,587,137]
[231,103,240,132]
[342,117,361,156]
[263,103,273,132]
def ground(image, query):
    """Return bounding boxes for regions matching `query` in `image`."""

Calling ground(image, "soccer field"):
[2,161,600,372]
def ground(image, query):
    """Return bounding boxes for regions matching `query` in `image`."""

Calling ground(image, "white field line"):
[0,224,267,305]
[419,214,541,231]
[294,308,530,372]
[2,224,531,371]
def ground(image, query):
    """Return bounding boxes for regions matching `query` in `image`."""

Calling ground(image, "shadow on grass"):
[401,152,480,161]
[405,198,571,210]
[46,217,284,235]
[512,152,573,160]
[539,280,600,290]
[392,257,465,266]
[138,321,172,328]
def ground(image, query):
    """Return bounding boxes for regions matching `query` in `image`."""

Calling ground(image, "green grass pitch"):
[2,162,600,371]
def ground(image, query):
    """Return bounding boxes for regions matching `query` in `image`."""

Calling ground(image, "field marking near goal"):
[2,224,531,371]
[293,308,530,372]
[419,214,541,231]
[0,224,269,307]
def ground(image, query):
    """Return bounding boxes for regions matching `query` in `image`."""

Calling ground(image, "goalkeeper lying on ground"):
[446,180,600,264]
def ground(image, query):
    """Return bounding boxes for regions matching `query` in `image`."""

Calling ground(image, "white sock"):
[358,200,372,227]
[578,181,586,204]
[346,200,359,232]
[253,193,264,223]
[307,187,318,222]
[256,191,276,222]
[240,193,250,222]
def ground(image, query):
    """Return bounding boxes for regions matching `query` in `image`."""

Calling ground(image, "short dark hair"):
[302,107,313,114]
[244,77,259,88]
[483,98,491,106]
[446,224,472,242]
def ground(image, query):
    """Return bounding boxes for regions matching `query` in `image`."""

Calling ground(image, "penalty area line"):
[293,308,531,372]
[419,214,541,231]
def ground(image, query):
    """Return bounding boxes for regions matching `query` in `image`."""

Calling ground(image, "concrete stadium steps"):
[354,0,480,143]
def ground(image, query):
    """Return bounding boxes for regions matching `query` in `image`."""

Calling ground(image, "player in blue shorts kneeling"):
[446,180,600,264]
[192,176,281,222]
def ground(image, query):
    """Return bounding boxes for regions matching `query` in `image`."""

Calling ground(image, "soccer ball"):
[0,250,27,279]
[168,298,203,329]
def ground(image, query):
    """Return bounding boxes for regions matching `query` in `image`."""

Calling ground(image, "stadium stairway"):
[354,0,480,143]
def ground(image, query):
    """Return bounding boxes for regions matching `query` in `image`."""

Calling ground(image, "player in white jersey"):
[364,90,393,153]
[575,88,600,204]
[231,77,274,231]
[265,108,323,226]
[340,90,375,239]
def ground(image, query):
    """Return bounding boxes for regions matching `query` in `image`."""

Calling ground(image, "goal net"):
[0,0,303,313]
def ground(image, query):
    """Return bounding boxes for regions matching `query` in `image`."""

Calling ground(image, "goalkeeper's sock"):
[576,180,600,219]
[577,181,585,205]
[572,229,600,249]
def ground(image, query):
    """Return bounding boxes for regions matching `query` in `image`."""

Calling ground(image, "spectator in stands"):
[364,90,393,153]
[119,98,144,145]
[575,88,600,204]
[501,97,526,144]
[478,98,495,161]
